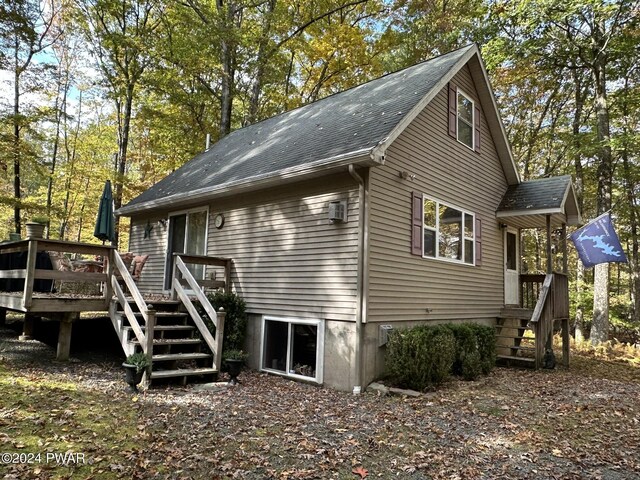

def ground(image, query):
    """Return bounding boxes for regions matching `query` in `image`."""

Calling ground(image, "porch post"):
[545,214,552,274]
[561,223,568,274]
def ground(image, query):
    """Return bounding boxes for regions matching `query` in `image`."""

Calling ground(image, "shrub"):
[446,324,482,380]
[385,325,455,390]
[385,322,496,388]
[202,291,247,355]
[469,323,497,375]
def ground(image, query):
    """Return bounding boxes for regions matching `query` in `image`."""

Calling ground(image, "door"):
[504,228,519,305]
[164,209,208,289]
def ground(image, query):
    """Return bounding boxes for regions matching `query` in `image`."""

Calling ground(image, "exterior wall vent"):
[378,324,393,347]
[328,200,347,223]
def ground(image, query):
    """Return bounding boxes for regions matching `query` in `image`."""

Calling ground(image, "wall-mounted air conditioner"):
[328,200,347,223]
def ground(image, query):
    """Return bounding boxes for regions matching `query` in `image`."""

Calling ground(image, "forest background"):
[0,0,638,344]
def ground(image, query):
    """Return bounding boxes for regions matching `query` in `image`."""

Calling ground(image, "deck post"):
[545,214,552,274]
[104,249,114,303]
[19,314,36,340]
[56,313,77,361]
[142,305,156,389]
[23,239,38,309]
[561,223,568,274]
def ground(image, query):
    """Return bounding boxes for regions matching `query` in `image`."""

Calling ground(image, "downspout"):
[348,164,367,394]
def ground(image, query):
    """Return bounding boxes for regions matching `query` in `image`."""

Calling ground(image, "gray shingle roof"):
[122,45,474,212]
[497,176,573,213]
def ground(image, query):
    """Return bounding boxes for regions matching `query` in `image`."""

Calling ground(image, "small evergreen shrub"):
[469,323,497,374]
[446,324,482,380]
[200,291,247,355]
[385,322,496,389]
[385,325,456,390]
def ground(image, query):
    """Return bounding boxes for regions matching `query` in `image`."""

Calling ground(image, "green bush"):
[446,324,482,380]
[200,291,247,355]
[469,323,497,375]
[385,325,456,390]
[385,322,496,389]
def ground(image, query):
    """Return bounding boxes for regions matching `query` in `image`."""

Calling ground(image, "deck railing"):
[528,272,570,367]
[171,253,228,371]
[0,238,114,310]
[520,274,546,310]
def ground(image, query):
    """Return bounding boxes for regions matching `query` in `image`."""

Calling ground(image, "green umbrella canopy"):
[94,180,115,243]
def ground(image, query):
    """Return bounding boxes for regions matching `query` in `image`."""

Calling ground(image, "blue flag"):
[570,212,628,268]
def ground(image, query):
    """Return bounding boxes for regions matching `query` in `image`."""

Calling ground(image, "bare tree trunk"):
[590,19,613,345]
[247,0,277,125]
[113,86,135,249]
[13,42,22,235]
[572,68,586,341]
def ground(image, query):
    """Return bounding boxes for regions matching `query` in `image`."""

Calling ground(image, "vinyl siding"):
[208,173,360,321]
[367,63,509,323]
[128,213,168,293]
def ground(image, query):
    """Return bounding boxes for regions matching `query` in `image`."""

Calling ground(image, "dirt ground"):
[1,321,639,479]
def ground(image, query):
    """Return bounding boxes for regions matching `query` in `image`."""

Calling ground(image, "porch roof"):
[496,175,581,229]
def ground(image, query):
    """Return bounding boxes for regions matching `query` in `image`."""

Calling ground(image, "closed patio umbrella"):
[94,180,115,244]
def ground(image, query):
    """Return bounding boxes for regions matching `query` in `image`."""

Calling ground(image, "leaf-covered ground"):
[1,324,640,479]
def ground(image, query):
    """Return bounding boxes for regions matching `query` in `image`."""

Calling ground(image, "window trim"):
[456,88,475,150]
[260,315,324,384]
[422,195,475,266]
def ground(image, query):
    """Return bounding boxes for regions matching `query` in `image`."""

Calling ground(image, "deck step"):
[151,367,217,379]
[498,308,533,320]
[152,352,211,361]
[496,334,534,340]
[496,354,536,367]
[123,325,195,331]
[509,345,536,351]
[131,338,202,346]
[121,312,188,318]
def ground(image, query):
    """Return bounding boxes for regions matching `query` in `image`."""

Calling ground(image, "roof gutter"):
[118,148,381,216]
[348,164,368,395]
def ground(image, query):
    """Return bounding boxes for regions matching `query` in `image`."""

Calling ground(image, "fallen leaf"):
[352,466,368,478]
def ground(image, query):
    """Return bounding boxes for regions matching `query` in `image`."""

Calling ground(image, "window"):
[457,90,474,149]
[422,196,475,265]
[448,83,481,152]
[261,316,324,383]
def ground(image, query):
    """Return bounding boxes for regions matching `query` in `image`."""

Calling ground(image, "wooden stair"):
[113,298,218,385]
[495,307,537,368]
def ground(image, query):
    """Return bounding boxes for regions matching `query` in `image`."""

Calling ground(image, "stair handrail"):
[529,273,555,368]
[172,255,225,371]
[110,251,150,354]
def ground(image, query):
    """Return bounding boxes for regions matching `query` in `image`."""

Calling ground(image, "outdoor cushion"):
[132,255,149,280]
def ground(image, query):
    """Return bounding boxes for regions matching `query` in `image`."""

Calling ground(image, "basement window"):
[261,316,324,383]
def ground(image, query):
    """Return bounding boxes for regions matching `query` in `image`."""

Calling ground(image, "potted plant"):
[122,352,150,392]
[25,216,48,239]
[224,349,248,385]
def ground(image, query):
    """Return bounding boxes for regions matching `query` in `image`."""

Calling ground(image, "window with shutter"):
[411,192,477,266]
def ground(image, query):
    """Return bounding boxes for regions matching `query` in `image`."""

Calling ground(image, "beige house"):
[118,44,580,392]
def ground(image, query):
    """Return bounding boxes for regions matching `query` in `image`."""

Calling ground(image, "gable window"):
[457,90,474,149]
[422,196,475,265]
[448,83,481,152]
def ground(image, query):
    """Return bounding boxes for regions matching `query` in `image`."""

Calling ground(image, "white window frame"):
[260,316,324,384]
[457,88,475,150]
[163,206,209,291]
[422,195,475,266]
